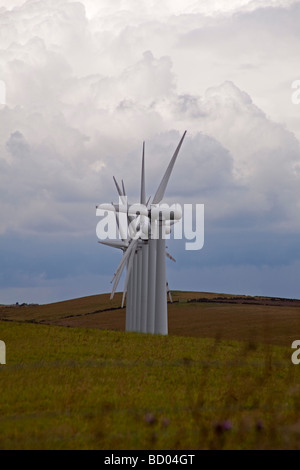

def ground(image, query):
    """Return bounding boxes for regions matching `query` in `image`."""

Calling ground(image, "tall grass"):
[0,321,299,449]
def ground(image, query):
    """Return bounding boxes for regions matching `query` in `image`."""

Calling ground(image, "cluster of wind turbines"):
[97,131,186,335]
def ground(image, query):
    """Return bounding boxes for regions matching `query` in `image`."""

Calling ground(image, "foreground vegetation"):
[0,320,300,450]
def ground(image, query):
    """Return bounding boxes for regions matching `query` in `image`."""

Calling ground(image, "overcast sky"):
[0,0,300,304]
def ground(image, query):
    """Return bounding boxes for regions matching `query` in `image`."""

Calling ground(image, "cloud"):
[0,0,300,302]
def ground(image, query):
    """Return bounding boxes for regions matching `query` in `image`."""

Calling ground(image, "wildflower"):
[144,413,156,425]
[161,417,170,427]
[256,420,264,431]
[222,420,232,431]
[214,419,232,434]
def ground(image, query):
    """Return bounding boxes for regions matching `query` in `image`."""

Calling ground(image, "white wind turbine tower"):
[97,131,186,335]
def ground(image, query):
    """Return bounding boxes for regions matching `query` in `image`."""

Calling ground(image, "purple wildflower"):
[161,417,170,427]
[256,420,264,431]
[214,419,233,434]
[144,413,156,425]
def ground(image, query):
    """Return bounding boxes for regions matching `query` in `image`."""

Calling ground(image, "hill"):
[1,291,300,346]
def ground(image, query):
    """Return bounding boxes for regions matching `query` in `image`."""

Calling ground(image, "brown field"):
[1,291,300,347]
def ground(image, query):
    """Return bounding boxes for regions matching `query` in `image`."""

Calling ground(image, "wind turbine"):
[97,131,187,335]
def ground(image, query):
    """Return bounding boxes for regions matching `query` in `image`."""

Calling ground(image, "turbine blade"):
[152,131,186,205]
[113,176,122,197]
[121,248,136,307]
[98,240,128,249]
[166,281,173,303]
[120,179,134,233]
[122,179,126,196]
[114,202,129,241]
[110,239,138,296]
[166,251,176,262]
[140,141,146,205]
[110,240,138,299]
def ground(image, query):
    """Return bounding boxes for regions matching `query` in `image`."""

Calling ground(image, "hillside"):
[1,291,300,346]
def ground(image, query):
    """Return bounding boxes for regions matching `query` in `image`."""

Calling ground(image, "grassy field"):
[0,291,300,450]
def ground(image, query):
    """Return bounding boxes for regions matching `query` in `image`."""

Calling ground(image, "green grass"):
[1,321,300,449]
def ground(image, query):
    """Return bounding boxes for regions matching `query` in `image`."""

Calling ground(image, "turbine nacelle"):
[149,203,182,222]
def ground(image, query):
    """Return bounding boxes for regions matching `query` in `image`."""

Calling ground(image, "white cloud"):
[1,0,300,301]
[0,0,300,234]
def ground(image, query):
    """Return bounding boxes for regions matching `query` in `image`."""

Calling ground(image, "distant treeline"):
[186,296,300,306]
